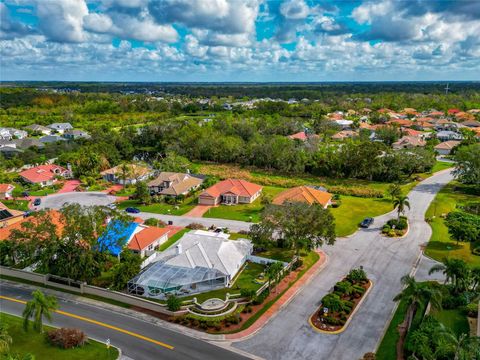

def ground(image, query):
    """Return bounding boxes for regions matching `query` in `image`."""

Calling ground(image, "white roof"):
[157,230,252,278]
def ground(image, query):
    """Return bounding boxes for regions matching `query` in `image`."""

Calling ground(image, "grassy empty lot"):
[0,199,29,211]
[424,182,480,266]
[331,196,393,237]
[203,186,284,222]
[0,312,118,360]
[117,198,196,216]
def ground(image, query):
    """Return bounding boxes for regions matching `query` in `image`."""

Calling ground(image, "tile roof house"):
[39,135,67,144]
[331,130,358,140]
[127,230,253,298]
[402,128,430,138]
[272,186,332,208]
[392,136,427,150]
[461,120,480,128]
[47,123,73,134]
[0,209,63,241]
[148,172,204,197]
[434,141,461,155]
[19,164,71,187]
[100,164,153,185]
[0,184,14,200]
[0,203,26,230]
[127,226,170,258]
[25,124,52,135]
[288,131,319,141]
[63,129,91,140]
[198,179,262,206]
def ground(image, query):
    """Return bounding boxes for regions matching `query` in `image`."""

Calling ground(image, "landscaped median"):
[309,267,372,334]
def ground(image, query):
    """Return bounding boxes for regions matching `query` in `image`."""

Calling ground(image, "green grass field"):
[0,312,118,360]
[431,308,469,337]
[117,198,196,216]
[424,182,480,266]
[158,228,190,251]
[203,186,284,222]
[0,199,29,211]
[331,196,393,237]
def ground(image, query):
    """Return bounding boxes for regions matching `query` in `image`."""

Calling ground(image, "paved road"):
[234,170,453,360]
[38,192,116,210]
[137,212,252,232]
[0,282,250,360]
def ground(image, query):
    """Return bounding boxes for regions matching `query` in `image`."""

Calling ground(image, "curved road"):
[234,169,454,360]
[38,192,117,210]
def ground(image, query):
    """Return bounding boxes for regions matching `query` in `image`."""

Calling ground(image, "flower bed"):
[310,267,371,333]
[382,216,409,237]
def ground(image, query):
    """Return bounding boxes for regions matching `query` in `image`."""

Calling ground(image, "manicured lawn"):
[376,298,409,360]
[430,161,454,174]
[115,186,135,196]
[255,246,295,262]
[1,199,29,211]
[158,228,190,251]
[0,312,118,360]
[203,186,284,222]
[117,198,196,216]
[424,182,480,266]
[181,261,266,303]
[331,196,393,237]
[228,232,251,240]
[431,308,469,337]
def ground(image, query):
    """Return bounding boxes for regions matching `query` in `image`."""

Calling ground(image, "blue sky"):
[1,0,480,82]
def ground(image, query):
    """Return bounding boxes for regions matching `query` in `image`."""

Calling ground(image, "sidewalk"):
[225,250,328,341]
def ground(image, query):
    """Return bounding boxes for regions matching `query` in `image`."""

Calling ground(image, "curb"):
[308,279,374,335]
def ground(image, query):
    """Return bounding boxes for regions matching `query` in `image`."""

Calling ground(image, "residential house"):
[127,226,170,258]
[0,145,22,157]
[13,138,45,150]
[0,128,11,141]
[0,209,64,241]
[331,130,358,141]
[461,120,480,128]
[0,128,27,140]
[0,202,27,229]
[436,131,463,142]
[288,131,319,141]
[39,135,67,144]
[63,129,91,140]
[0,184,14,200]
[100,164,153,185]
[334,119,354,129]
[47,123,73,134]
[434,141,461,156]
[24,124,52,135]
[198,179,262,205]
[127,230,253,298]
[19,164,71,187]
[402,128,430,139]
[392,136,426,150]
[148,172,204,196]
[434,120,458,132]
[272,186,332,209]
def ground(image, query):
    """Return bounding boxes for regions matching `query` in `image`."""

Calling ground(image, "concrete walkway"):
[183,205,213,217]
[234,169,454,360]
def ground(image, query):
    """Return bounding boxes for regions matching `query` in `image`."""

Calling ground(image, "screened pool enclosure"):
[127,261,227,298]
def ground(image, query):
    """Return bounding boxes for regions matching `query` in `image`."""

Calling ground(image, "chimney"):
[176,244,182,254]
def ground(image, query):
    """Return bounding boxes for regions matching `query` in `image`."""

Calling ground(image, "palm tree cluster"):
[429,258,480,295]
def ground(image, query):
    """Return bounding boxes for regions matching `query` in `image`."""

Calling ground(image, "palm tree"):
[0,323,12,353]
[393,275,442,331]
[438,332,480,360]
[118,163,132,185]
[22,290,58,333]
[429,258,471,294]
[393,195,410,220]
[388,184,402,201]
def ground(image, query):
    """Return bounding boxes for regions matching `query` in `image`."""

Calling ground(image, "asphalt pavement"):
[0,283,251,360]
[38,192,117,210]
[234,170,453,360]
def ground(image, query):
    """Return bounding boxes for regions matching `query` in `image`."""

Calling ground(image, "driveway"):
[38,191,117,210]
[136,213,252,232]
[184,205,213,217]
[234,170,453,360]
[57,179,81,193]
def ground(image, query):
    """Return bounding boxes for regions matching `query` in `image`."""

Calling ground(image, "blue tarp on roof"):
[97,220,138,256]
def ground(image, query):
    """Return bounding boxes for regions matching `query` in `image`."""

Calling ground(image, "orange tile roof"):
[0,210,64,241]
[387,119,413,126]
[288,132,308,141]
[402,128,424,137]
[19,164,68,184]
[272,186,332,207]
[434,141,461,150]
[201,179,262,198]
[0,184,14,193]
[127,226,170,251]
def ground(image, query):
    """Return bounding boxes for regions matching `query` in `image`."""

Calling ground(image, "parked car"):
[22,191,29,197]
[125,207,140,214]
[107,203,117,209]
[33,198,41,206]
[360,217,374,228]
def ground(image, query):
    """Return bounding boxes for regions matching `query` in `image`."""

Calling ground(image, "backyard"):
[424,181,480,266]
[0,312,118,360]
[0,199,29,211]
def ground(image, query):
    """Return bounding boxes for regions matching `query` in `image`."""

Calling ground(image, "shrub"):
[47,328,88,349]
[187,222,205,230]
[346,267,368,284]
[253,289,270,305]
[334,281,354,295]
[464,303,478,317]
[327,186,384,198]
[353,285,366,294]
[382,224,391,234]
[144,218,166,227]
[292,258,303,270]
[240,288,256,300]
[387,230,396,237]
[443,293,469,309]
[166,295,182,311]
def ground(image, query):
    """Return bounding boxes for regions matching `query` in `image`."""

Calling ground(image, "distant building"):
[392,136,426,150]
[436,131,463,142]
[100,164,153,185]
[434,140,461,155]
[63,129,91,140]
[0,184,14,200]
[24,124,52,135]
[39,135,67,144]
[19,164,71,187]
[47,123,73,134]
[148,172,204,197]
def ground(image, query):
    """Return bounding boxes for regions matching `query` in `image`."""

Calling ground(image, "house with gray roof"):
[63,129,91,140]
[25,124,52,135]
[47,123,73,134]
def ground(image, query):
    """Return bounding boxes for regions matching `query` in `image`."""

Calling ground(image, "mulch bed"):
[310,280,371,332]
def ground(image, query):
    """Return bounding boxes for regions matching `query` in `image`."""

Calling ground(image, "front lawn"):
[424,182,480,266]
[202,186,284,222]
[430,160,454,174]
[331,196,392,237]
[1,199,29,211]
[431,308,469,337]
[254,246,295,262]
[0,312,118,360]
[117,198,196,216]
